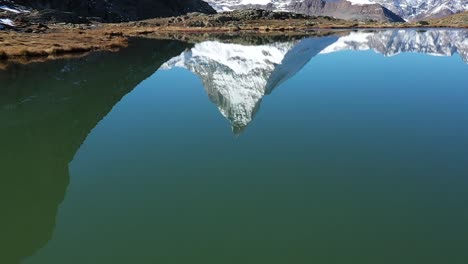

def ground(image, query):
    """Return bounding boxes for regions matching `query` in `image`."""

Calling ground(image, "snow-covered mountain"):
[162,37,337,133]
[352,0,468,21]
[205,0,290,11]
[320,29,468,62]
[206,0,468,21]
[206,0,288,12]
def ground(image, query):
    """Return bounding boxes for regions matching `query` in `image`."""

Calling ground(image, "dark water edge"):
[0,38,192,263]
[0,29,467,264]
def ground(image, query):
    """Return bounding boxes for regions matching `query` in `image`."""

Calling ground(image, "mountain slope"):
[206,0,291,11]
[206,0,468,21]
[2,0,216,22]
[427,11,468,27]
[206,0,404,22]
[349,0,468,21]
[290,0,404,22]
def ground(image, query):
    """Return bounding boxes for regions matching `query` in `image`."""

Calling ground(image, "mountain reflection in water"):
[163,29,468,132]
[0,29,467,264]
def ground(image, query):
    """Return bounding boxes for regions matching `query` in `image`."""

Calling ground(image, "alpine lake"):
[1,29,468,264]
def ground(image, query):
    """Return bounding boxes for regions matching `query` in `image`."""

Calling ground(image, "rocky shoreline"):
[1,9,467,67]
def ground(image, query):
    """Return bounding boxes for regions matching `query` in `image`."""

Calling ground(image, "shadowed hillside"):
[0,38,191,264]
[8,0,216,21]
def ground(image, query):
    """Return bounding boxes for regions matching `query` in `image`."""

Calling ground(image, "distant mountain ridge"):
[205,0,404,22]
[206,0,468,21]
[352,0,468,21]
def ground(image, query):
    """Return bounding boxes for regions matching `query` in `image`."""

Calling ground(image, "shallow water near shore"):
[1,29,468,264]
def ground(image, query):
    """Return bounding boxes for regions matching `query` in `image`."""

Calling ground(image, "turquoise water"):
[1,29,468,263]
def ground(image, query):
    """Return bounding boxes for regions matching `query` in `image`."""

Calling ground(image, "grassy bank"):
[0,11,466,67]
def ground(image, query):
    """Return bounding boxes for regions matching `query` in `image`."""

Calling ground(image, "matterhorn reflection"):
[162,36,338,134]
[163,29,467,134]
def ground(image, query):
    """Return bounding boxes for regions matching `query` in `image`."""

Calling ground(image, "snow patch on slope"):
[0,18,14,26]
[0,4,29,13]
[347,0,375,6]
[240,0,271,5]
[205,0,291,12]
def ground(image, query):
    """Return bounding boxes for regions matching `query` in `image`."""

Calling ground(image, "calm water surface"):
[1,29,468,264]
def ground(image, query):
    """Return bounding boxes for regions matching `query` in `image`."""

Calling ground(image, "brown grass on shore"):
[0,11,466,68]
[0,51,100,70]
[0,21,337,66]
[425,11,468,28]
[0,28,128,62]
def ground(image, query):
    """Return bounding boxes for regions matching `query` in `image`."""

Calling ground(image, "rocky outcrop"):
[6,0,216,22]
[205,0,404,22]
[290,0,404,22]
[206,0,467,21]
[353,0,468,21]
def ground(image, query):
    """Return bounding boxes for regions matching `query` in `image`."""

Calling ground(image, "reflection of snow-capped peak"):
[163,41,294,133]
[320,32,374,54]
[163,36,337,133]
[320,30,468,63]
[161,30,466,133]
[164,41,291,75]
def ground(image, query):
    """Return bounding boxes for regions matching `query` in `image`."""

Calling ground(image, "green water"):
[1,29,468,263]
